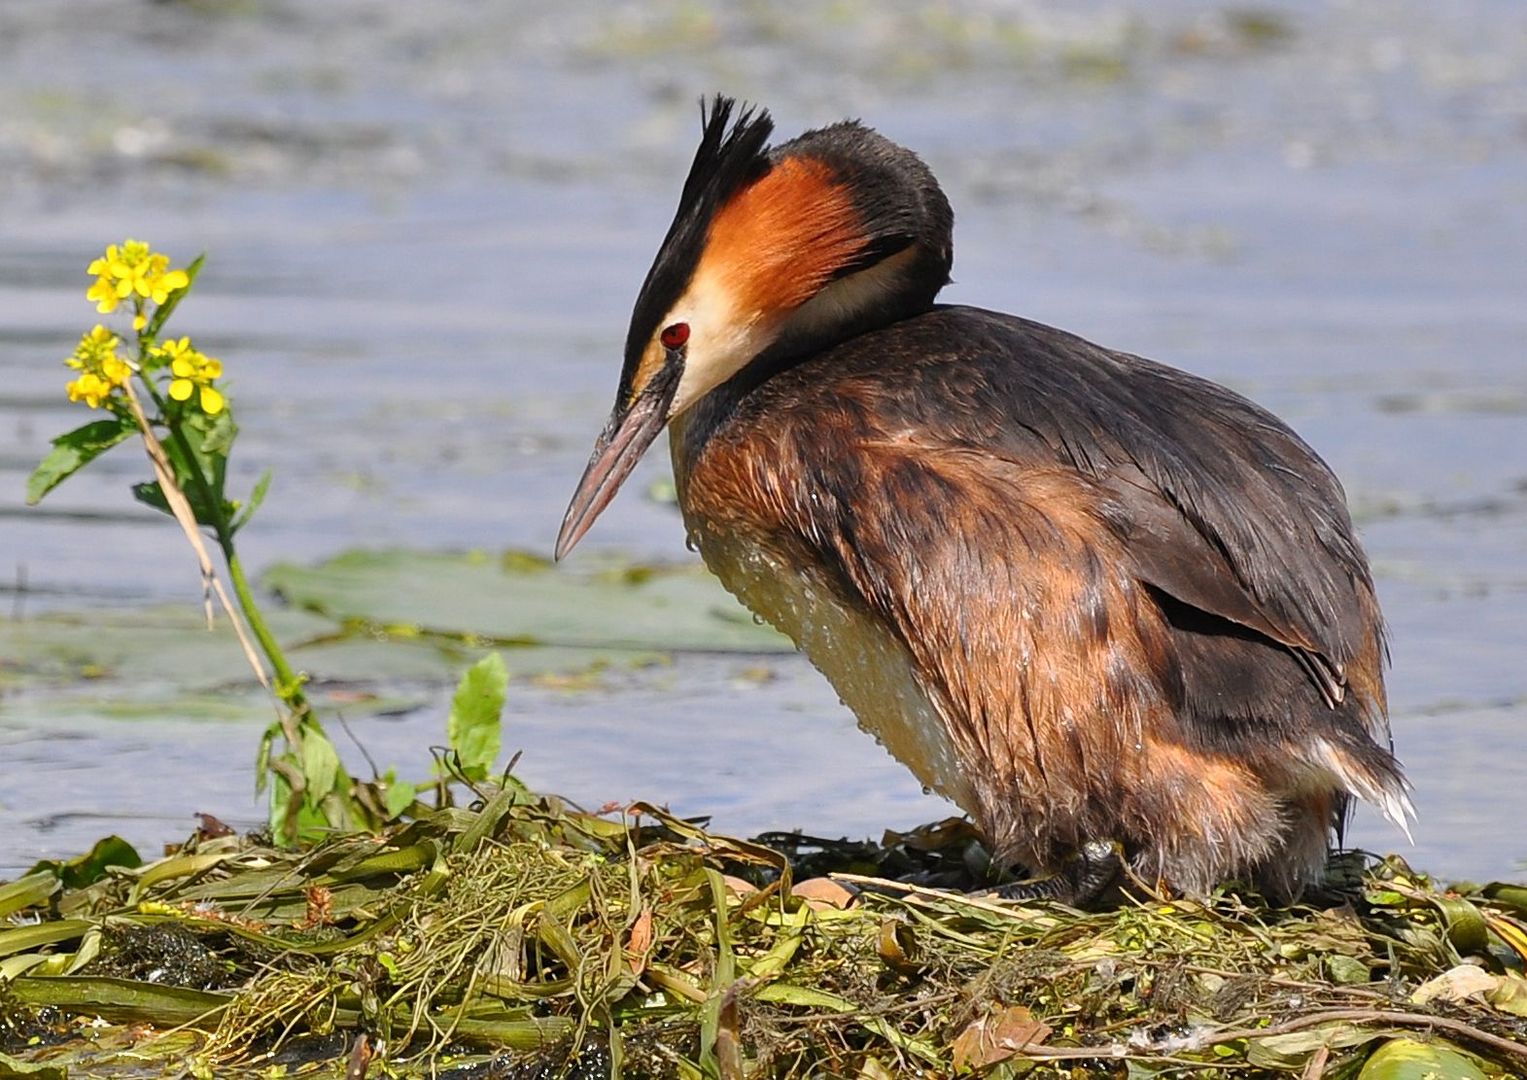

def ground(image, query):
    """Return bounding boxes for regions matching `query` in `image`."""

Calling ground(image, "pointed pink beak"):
[555,373,676,560]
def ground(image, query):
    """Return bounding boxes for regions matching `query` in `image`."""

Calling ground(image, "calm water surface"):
[2,1,1525,880]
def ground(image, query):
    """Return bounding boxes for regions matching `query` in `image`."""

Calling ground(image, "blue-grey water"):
[2,1,1525,882]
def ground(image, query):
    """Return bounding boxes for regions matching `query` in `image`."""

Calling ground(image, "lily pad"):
[265,548,792,654]
[0,606,335,692]
[0,604,659,706]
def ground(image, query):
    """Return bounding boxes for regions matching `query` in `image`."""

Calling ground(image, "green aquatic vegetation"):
[23,242,432,843]
[17,239,787,849]
[0,598,663,701]
[264,548,791,655]
[2,794,1526,1078]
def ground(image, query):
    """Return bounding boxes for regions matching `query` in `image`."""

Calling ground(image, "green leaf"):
[1482,883,1527,917]
[162,408,234,512]
[1357,1037,1487,1080]
[752,983,857,1010]
[131,480,235,529]
[382,773,418,819]
[131,480,174,518]
[1487,972,1527,1017]
[254,721,280,795]
[300,731,344,805]
[184,404,236,458]
[133,411,230,528]
[1247,1023,1375,1069]
[25,416,137,505]
[446,653,507,781]
[231,468,273,533]
[0,1050,68,1078]
[1325,953,1371,984]
[27,836,141,890]
[0,921,93,960]
[9,975,230,1028]
[1430,894,1490,955]
[268,759,297,843]
[0,871,59,920]
[144,252,205,339]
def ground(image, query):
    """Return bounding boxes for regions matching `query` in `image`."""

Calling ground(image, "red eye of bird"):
[660,322,690,350]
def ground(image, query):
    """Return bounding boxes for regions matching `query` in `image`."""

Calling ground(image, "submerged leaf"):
[265,548,791,654]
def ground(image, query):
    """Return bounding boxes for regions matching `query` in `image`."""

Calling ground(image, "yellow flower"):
[84,239,191,317]
[62,325,131,409]
[66,372,111,408]
[146,256,189,304]
[87,273,121,314]
[158,337,226,415]
[157,335,192,364]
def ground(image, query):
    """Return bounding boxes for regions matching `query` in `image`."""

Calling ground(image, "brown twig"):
[120,379,269,690]
[1302,1044,1330,1080]
[345,1032,373,1080]
[829,873,1059,924]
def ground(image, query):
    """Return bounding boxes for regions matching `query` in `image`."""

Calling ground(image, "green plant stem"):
[222,545,310,715]
[138,374,311,718]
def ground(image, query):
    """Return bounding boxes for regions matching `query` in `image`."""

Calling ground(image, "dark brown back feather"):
[681,304,1389,742]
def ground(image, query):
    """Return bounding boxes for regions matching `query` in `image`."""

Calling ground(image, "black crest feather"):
[620,96,774,401]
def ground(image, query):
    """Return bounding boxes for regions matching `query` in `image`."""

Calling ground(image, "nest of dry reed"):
[4,781,1527,1078]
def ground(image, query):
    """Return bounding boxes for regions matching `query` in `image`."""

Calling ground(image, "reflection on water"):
[2,1,1525,881]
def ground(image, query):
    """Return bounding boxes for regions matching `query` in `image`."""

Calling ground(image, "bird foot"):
[982,840,1123,905]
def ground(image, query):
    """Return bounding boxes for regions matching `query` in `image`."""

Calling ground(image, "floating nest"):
[2,783,1526,1078]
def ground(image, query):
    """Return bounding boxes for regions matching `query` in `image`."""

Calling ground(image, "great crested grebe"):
[556,97,1410,901]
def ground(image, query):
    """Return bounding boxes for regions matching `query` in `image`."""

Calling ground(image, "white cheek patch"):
[659,247,910,421]
[660,247,918,419]
[665,272,776,417]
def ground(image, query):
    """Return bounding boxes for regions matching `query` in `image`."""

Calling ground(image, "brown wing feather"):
[675,304,1406,884]
[1096,470,1351,708]
[683,420,1296,881]
[705,306,1389,728]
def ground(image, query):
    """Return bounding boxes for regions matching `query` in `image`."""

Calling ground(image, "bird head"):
[556,96,953,559]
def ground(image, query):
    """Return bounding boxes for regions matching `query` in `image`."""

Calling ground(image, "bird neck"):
[669,226,947,492]
[669,286,934,506]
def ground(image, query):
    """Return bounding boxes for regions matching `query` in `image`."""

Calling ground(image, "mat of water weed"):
[4,789,1527,1079]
